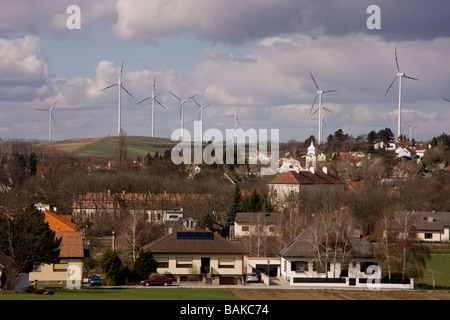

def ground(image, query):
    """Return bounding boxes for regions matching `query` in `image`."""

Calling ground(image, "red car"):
[140,276,173,286]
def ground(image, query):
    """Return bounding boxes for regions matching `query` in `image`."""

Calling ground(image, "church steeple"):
[306,141,317,170]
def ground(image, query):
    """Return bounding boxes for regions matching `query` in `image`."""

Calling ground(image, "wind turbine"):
[100,62,134,136]
[225,106,242,144]
[405,121,418,142]
[443,98,450,103]
[309,72,337,145]
[137,76,166,138]
[170,91,197,140]
[385,48,418,140]
[193,99,212,142]
[37,99,58,142]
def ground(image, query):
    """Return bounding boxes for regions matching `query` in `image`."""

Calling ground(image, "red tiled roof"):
[268,170,343,185]
[44,209,80,232]
[56,231,84,258]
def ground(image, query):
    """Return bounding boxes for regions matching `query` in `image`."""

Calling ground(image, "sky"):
[1,0,450,143]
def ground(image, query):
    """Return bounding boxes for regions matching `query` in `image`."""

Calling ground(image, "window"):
[218,258,235,268]
[273,190,278,198]
[290,190,295,198]
[176,257,193,268]
[424,233,433,239]
[268,226,276,232]
[157,258,169,268]
[53,261,68,272]
[291,261,307,272]
[241,225,249,232]
[32,263,41,272]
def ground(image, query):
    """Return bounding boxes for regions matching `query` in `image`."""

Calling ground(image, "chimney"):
[323,166,328,174]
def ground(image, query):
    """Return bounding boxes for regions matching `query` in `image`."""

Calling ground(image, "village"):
[0,129,449,294]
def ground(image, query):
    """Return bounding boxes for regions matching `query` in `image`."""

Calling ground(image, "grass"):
[71,136,177,159]
[0,287,242,300]
[416,254,450,290]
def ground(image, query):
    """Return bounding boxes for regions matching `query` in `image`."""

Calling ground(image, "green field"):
[0,287,241,300]
[417,254,450,289]
[71,136,178,159]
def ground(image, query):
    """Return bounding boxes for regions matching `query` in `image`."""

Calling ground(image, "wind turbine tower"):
[193,99,212,142]
[101,62,134,136]
[309,72,336,145]
[405,121,418,142]
[226,106,242,144]
[385,48,418,140]
[137,76,166,137]
[170,91,197,140]
[37,99,58,142]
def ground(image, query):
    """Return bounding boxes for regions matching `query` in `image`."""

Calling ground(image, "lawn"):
[417,254,450,290]
[0,287,242,300]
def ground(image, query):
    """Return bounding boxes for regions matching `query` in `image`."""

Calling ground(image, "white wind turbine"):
[309,72,336,145]
[170,91,197,140]
[100,62,134,136]
[137,76,166,138]
[37,99,58,142]
[385,48,418,140]
[225,106,242,144]
[193,99,212,142]
[405,120,418,142]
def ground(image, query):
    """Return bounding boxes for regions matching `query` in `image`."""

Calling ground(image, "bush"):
[98,248,123,286]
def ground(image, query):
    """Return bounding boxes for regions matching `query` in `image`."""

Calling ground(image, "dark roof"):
[143,231,245,254]
[279,225,373,259]
[394,211,450,231]
[268,170,343,185]
[234,212,285,224]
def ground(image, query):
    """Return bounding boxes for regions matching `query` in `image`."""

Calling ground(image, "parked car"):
[88,275,102,286]
[140,276,173,286]
[246,272,259,283]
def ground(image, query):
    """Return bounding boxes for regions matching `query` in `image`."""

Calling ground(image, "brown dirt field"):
[44,137,104,153]
[226,289,450,300]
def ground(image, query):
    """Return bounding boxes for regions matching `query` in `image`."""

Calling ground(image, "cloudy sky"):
[1,0,450,143]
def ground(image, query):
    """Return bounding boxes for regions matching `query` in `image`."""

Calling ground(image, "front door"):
[201,257,210,274]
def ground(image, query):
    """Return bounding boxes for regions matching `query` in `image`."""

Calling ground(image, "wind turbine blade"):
[385,76,398,96]
[310,94,318,114]
[170,92,181,101]
[198,110,202,121]
[137,97,151,104]
[395,47,400,72]
[186,94,197,102]
[101,83,117,91]
[323,89,337,94]
[50,99,58,111]
[323,119,328,129]
[403,75,419,81]
[153,76,156,90]
[323,106,333,113]
[180,105,182,119]
[443,98,450,102]
[37,108,49,111]
[51,113,56,124]
[155,98,166,109]
[310,72,319,91]
[236,105,242,115]
[405,120,410,128]
[310,108,319,118]
[121,85,134,98]
[236,117,242,127]
[193,99,201,108]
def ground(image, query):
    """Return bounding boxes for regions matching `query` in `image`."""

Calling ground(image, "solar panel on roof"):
[177,231,214,240]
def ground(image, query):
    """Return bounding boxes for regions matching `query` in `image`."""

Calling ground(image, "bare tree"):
[119,209,145,261]
[116,129,128,168]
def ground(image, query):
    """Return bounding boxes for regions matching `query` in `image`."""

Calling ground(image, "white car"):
[246,273,259,283]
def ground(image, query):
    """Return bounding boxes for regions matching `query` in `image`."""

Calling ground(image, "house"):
[391,211,450,242]
[267,169,345,211]
[28,208,84,286]
[278,222,401,288]
[233,212,285,238]
[143,231,246,285]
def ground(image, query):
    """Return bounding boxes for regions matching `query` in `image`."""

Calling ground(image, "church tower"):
[305,141,317,171]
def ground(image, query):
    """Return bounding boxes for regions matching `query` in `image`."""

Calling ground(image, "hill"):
[68,136,177,159]
[21,136,178,159]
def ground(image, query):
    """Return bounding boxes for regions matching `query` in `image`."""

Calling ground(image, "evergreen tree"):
[99,248,123,286]
[223,184,245,237]
[134,249,158,279]
[0,205,61,289]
